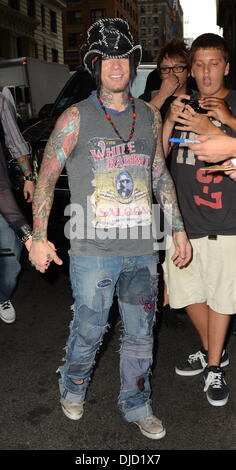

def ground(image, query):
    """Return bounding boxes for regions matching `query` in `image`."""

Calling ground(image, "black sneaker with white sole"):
[175,348,229,376]
[203,366,229,406]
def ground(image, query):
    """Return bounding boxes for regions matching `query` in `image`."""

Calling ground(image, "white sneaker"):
[134,415,166,440]
[60,398,84,420]
[0,300,16,323]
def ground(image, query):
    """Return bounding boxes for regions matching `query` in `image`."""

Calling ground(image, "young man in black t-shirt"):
[141,39,195,329]
[163,33,236,407]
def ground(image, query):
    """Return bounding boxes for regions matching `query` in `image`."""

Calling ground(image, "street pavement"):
[1,252,236,460]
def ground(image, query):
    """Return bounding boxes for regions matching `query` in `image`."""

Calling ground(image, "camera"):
[182,98,208,114]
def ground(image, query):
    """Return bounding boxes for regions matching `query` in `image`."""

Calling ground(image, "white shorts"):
[163,235,236,315]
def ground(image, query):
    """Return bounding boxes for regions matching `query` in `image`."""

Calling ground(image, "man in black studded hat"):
[29,18,191,440]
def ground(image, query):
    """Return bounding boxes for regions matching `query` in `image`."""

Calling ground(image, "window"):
[51,48,58,63]
[153,39,159,47]
[16,37,23,56]
[35,42,38,58]
[67,10,82,25]
[43,44,47,61]
[9,0,20,9]
[65,51,79,58]
[27,0,35,17]
[50,10,57,33]
[90,9,106,23]
[41,4,45,28]
[68,34,78,48]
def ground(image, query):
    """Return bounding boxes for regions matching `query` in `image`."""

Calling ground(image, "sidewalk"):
[0,262,235,452]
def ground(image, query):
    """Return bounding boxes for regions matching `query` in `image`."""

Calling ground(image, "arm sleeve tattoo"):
[17,155,32,176]
[151,107,185,232]
[32,105,80,241]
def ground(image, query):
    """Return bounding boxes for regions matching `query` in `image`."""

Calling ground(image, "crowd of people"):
[1,17,236,441]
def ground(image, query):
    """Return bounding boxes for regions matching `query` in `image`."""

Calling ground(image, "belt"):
[208,234,217,240]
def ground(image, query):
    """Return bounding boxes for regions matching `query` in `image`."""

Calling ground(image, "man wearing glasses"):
[142,38,196,119]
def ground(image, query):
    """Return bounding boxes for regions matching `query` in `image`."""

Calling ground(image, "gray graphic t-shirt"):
[65,95,157,256]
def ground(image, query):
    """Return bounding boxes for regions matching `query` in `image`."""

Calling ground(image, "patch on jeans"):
[139,295,155,313]
[96,278,112,288]
[71,378,84,385]
[137,377,145,391]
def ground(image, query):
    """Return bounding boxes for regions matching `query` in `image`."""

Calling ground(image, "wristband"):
[16,224,32,243]
[23,173,35,182]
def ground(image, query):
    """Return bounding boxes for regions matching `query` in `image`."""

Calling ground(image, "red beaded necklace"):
[97,91,136,154]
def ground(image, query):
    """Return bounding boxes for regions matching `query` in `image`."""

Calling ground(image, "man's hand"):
[166,94,190,124]
[175,104,223,135]
[171,231,192,268]
[23,180,35,202]
[159,74,180,98]
[29,240,63,273]
[187,134,236,163]
[150,81,186,112]
[222,160,236,181]
[199,97,234,126]
[25,236,32,251]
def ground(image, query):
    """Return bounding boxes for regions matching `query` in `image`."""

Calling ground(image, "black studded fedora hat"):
[83,18,142,74]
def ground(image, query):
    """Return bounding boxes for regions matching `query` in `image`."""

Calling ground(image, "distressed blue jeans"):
[0,214,22,303]
[58,253,159,422]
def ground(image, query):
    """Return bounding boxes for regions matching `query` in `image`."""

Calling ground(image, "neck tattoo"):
[97,91,136,154]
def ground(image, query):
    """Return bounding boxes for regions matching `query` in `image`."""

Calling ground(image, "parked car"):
[22,64,155,258]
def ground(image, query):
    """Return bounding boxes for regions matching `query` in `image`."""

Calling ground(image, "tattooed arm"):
[17,155,35,202]
[152,107,183,231]
[17,155,32,174]
[0,93,35,201]
[29,105,80,273]
[151,107,192,267]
